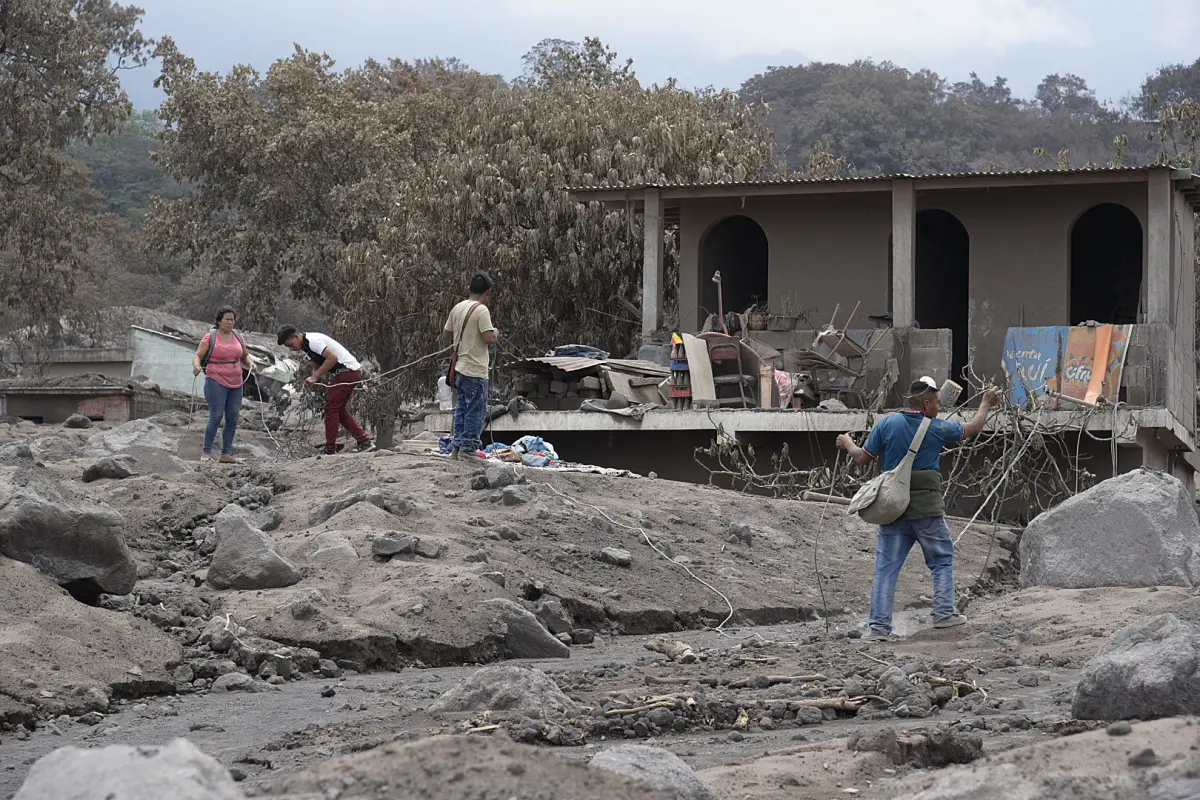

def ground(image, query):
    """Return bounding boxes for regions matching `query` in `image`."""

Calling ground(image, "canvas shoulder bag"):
[445,302,481,389]
[846,415,933,525]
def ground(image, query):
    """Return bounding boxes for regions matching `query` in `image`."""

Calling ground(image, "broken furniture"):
[703,334,755,409]
[507,355,669,411]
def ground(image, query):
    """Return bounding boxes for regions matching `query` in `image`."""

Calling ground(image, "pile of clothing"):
[482,435,561,468]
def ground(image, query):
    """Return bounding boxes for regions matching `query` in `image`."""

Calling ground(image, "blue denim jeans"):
[451,375,487,454]
[869,516,957,634]
[203,377,243,455]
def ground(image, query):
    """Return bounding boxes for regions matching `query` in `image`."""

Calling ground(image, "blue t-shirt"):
[862,411,964,472]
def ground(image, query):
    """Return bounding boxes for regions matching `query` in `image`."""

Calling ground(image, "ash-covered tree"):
[0,0,150,343]
[334,43,774,443]
[144,39,500,328]
[145,38,776,445]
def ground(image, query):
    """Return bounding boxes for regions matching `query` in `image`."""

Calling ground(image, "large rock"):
[429,665,578,717]
[62,413,93,429]
[482,598,570,659]
[1019,469,1200,589]
[29,435,82,462]
[81,454,138,482]
[206,504,301,590]
[13,737,244,800]
[0,466,136,597]
[590,744,717,800]
[308,485,417,526]
[308,531,358,567]
[84,418,175,455]
[266,735,679,800]
[878,666,934,717]
[1071,613,1200,720]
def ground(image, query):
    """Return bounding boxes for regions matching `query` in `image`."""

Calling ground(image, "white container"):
[437,375,453,411]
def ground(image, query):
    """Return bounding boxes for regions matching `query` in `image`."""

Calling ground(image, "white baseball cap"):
[918,376,938,390]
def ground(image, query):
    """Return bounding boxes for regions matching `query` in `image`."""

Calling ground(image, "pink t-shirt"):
[201,331,245,389]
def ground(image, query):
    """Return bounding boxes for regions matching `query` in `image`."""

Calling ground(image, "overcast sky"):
[120,0,1200,110]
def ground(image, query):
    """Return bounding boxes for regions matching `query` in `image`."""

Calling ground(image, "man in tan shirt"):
[443,272,498,460]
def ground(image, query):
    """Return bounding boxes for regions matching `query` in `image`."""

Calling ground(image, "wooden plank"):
[682,334,717,407]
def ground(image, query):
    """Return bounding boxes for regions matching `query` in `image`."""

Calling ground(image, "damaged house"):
[431,165,1200,491]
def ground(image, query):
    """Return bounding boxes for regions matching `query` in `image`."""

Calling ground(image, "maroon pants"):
[325,369,368,448]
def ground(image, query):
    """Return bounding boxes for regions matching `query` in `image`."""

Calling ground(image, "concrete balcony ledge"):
[428,405,1188,449]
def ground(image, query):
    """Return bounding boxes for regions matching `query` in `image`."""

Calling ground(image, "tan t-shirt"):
[444,299,495,380]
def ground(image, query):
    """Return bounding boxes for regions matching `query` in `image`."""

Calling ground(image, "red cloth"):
[325,369,367,448]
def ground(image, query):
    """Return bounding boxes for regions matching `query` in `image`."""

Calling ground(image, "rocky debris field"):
[0,412,1199,799]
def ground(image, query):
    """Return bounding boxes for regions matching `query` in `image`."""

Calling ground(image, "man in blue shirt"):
[836,377,999,639]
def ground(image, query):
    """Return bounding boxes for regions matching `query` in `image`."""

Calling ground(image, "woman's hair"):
[214,306,237,326]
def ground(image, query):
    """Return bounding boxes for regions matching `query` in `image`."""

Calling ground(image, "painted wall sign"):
[1001,325,1130,408]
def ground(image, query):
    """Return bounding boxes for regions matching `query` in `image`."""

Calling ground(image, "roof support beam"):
[1147,169,1172,324]
[891,179,916,328]
[642,188,664,337]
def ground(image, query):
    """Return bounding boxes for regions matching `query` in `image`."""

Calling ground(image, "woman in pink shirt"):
[191,306,254,463]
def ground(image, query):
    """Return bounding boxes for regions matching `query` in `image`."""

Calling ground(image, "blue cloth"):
[863,411,964,472]
[451,375,488,454]
[203,377,243,455]
[438,436,454,455]
[869,517,957,634]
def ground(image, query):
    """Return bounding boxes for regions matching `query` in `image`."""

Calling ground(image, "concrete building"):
[0,347,133,380]
[427,166,1200,494]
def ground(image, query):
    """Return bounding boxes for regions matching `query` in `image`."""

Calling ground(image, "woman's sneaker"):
[355,439,377,453]
[933,614,968,629]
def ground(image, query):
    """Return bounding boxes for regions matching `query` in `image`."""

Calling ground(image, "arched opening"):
[700,215,768,317]
[915,210,970,382]
[1070,204,1143,325]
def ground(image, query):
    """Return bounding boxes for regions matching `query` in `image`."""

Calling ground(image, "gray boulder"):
[29,435,82,462]
[206,504,301,590]
[84,419,175,455]
[482,598,570,659]
[1072,613,1200,721]
[0,441,33,465]
[82,455,138,482]
[308,485,417,526]
[13,738,245,800]
[0,466,135,596]
[429,665,578,717]
[878,666,934,717]
[590,744,717,800]
[62,413,93,429]
[531,597,574,635]
[1020,468,1200,589]
[308,531,358,567]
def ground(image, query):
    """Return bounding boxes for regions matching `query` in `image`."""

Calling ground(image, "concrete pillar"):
[1170,455,1196,497]
[642,188,664,337]
[1146,170,1171,324]
[891,180,916,327]
[1137,428,1169,471]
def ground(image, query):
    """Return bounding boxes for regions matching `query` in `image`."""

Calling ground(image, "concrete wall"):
[677,181,1152,383]
[679,193,892,333]
[923,182,1148,382]
[41,361,132,379]
[1168,191,1196,435]
[130,328,200,396]
[1,393,131,424]
[0,348,132,380]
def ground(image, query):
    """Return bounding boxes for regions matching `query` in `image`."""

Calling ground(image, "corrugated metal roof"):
[509,356,604,374]
[508,356,670,376]
[565,164,1177,193]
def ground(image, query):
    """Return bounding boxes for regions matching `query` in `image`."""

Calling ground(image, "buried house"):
[427,166,1200,493]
